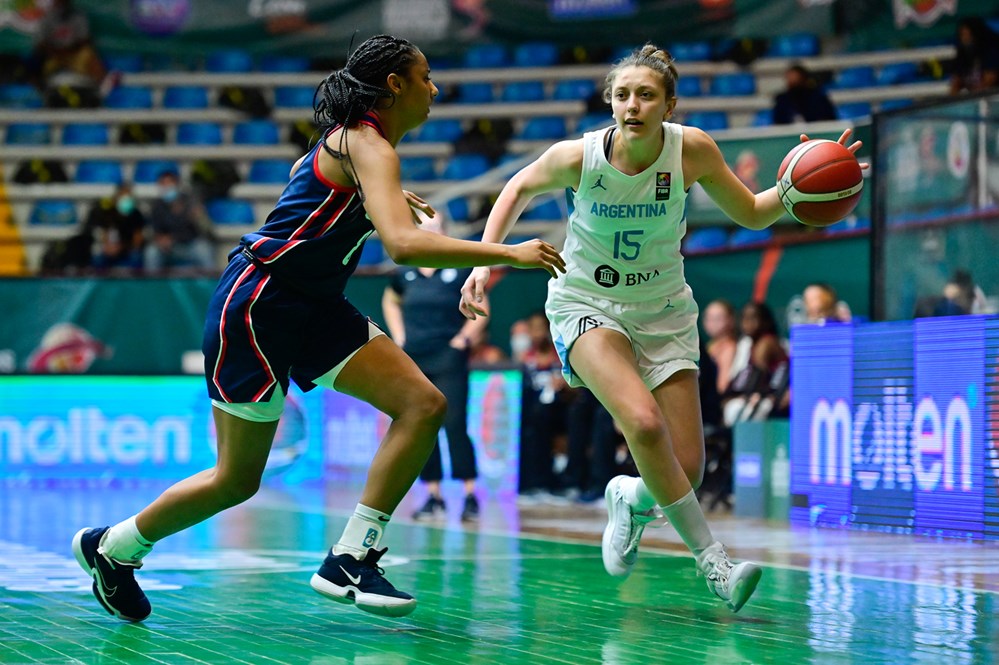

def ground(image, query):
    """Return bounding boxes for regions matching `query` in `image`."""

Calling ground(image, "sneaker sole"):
[727,564,763,613]
[601,476,632,578]
[309,574,417,618]
[72,528,148,623]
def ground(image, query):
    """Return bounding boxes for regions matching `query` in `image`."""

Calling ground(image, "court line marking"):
[253,499,999,597]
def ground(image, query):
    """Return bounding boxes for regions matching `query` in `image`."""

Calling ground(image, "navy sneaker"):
[460,494,480,522]
[310,547,416,617]
[72,527,151,622]
[411,496,446,522]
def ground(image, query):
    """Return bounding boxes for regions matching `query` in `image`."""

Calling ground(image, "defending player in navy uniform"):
[72,34,564,622]
[460,44,863,612]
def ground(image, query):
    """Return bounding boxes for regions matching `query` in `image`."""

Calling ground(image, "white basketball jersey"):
[552,122,688,303]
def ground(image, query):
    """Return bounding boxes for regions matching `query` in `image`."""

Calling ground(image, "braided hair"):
[603,44,679,103]
[313,34,421,198]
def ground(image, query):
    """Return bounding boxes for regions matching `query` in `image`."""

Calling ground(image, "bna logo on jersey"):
[656,172,671,201]
[594,265,620,287]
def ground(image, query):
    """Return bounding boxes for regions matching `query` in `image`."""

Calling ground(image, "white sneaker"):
[601,475,667,577]
[696,541,762,612]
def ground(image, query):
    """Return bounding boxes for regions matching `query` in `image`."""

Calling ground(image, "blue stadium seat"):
[441,154,491,180]
[248,160,294,184]
[752,109,773,127]
[502,81,545,103]
[671,41,711,62]
[29,200,77,226]
[104,86,153,109]
[163,86,209,109]
[683,227,728,252]
[826,216,870,234]
[259,55,310,73]
[358,237,384,266]
[446,198,470,222]
[685,111,728,131]
[521,198,562,221]
[677,76,703,97]
[400,156,437,182]
[767,33,819,57]
[274,86,314,108]
[878,62,919,85]
[514,42,559,67]
[456,82,494,104]
[206,49,253,73]
[576,112,612,133]
[62,123,110,145]
[177,122,223,145]
[729,226,773,248]
[463,44,509,69]
[103,53,144,73]
[0,84,43,109]
[134,160,179,184]
[233,120,281,145]
[880,98,914,111]
[207,198,255,225]
[519,116,566,140]
[5,123,50,145]
[837,102,872,119]
[710,72,755,96]
[553,79,597,101]
[75,160,123,184]
[417,119,463,142]
[832,66,876,89]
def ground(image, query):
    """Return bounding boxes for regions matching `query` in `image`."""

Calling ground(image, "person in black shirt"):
[382,213,489,522]
[84,182,145,271]
[772,64,837,124]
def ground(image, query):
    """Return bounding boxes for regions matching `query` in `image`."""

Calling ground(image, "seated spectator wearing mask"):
[144,169,216,273]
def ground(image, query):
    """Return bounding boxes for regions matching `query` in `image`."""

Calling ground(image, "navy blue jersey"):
[234,113,384,300]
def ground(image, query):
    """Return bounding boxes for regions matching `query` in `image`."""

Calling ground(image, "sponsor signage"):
[791,316,995,538]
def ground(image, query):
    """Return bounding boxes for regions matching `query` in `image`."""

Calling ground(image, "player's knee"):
[214,473,262,507]
[619,408,667,448]
[420,387,448,428]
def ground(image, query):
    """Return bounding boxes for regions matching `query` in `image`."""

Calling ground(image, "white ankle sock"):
[333,503,390,559]
[660,490,714,555]
[100,515,154,564]
[622,476,657,511]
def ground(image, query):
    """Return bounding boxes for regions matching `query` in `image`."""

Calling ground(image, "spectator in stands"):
[772,64,837,124]
[469,330,506,365]
[802,282,852,324]
[723,301,789,426]
[84,182,145,272]
[516,311,571,502]
[30,0,116,97]
[915,269,989,317]
[382,212,487,523]
[702,299,739,394]
[950,17,999,95]
[144,169,215,273]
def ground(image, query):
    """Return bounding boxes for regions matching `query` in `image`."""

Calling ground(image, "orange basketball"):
[776,139,863,227]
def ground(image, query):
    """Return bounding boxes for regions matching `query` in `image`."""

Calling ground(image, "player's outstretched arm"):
[684,127,785,231]
[459,140,583,320]
[350,131,565,277]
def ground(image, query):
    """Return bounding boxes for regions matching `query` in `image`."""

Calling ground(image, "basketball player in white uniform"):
[460,44,863,612]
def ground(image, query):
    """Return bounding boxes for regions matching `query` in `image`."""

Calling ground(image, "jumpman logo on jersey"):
[664,299,674,310]
[590,175,607,191]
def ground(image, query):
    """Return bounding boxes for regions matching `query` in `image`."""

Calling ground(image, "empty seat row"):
[3,120,287,146]
[26,197,258,226]
[103,51,311,74]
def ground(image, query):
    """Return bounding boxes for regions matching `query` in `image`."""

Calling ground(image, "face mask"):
[160,187,179,202]
[116,196,135,216]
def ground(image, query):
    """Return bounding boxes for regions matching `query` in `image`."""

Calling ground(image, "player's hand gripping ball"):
[776,139,863,227]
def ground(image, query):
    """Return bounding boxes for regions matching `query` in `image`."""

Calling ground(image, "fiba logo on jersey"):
[656,172,671,201]
[594,264,620,287]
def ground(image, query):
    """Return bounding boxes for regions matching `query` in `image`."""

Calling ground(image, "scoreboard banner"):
[791,315,997,539]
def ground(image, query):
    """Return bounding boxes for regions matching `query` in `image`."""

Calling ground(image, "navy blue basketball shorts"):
[203,254,381,421]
